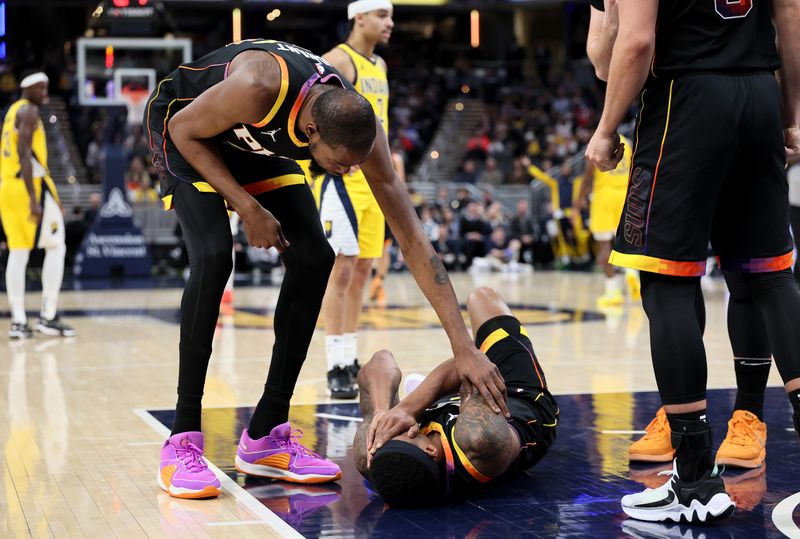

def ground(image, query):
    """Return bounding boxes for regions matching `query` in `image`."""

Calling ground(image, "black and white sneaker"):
[36,317,77,337]
[327,365,358,399]
[621,519,734,539]
[621,460,735,523]
[9,322,34,340]
[346,359,361,379]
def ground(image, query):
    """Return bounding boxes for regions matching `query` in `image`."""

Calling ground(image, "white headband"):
[348,0,393,19]
[20,72,49,89]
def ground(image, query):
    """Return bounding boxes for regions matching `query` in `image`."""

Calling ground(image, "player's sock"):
[604,275,622,295]
[248,389,292,440]
[326,335,346,371]
[40,243,66,320]
[733,358,771,420]
[668,411,713,481]
[6,249,30,324]
[343,332,357,365]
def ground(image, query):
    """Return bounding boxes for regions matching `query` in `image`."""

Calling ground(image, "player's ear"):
[306,122,319,141]
[423,443,438,460]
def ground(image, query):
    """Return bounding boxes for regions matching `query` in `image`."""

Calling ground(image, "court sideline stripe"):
[132,408,305,539]
[315,413,363,422]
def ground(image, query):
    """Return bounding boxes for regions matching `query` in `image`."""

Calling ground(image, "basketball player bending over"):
[146,39,508,499]
[353,287,558,507]
[0,71,75,339]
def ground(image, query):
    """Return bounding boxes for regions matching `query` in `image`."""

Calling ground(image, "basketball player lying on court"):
[352,287,559,507]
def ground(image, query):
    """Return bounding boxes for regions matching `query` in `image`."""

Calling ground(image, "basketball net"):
[120,88,149,126]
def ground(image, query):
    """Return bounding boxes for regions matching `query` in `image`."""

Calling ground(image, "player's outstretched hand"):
[366,408,418,466]
[586,131,624,172]
[455,347,509,417]
[240,205,290,253]
[786,127,800,165]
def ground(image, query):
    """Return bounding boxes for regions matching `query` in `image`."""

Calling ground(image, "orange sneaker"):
[715,410,766,469]
[629,407,675,463]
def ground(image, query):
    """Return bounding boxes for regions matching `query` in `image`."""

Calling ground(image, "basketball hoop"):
[120,87,150,126]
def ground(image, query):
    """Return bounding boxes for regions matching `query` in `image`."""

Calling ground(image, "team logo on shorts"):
[324,220,333,238]
[623,167,652,249]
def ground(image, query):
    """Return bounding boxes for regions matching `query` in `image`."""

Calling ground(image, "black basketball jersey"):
[652,0,778,77]
[154,39,354,162]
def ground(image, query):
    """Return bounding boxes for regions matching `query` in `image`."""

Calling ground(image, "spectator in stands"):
[508,157,532,185]
[454,159,479,184]
[459,202,491,268]
[433,222,459,271]
[465,130,490,162]
[84,192,102,225]
[485,202,508,231]
[85,126,106,184]
[510,199,536,265]
[433,185,451,211]
[420,205,439,242]
[123,124,150,162]
[451,187,472,214]
[479,156,504,185]
[125,156,157,204]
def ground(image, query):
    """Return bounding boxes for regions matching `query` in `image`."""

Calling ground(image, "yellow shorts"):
[0,175,60,250]
[589,186,626,241]
[315,168,385,259]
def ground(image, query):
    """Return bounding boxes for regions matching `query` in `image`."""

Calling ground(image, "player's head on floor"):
[19,69,49,106]
[369,429,446,507]
[348,0,395,45]
[306,88,376,177]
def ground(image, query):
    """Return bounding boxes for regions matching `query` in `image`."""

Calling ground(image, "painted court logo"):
[623,167,653,248]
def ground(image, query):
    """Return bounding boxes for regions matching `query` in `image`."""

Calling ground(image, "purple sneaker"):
[235,423,342,484]
[159,431,221,499]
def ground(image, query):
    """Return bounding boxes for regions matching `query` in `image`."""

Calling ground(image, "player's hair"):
[312,87,376,156]
[369,440,445,507]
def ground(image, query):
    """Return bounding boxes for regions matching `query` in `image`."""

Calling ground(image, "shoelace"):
[283,429,323,459]
[642,413,669,439]
[175,442,207,472]
[727,416,757,446]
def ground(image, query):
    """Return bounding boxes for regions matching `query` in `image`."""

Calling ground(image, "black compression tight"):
[639,272,708,405]
[724,269,800,384]
[170,182,334,436]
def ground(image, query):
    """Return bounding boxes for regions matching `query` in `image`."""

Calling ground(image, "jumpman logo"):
[261,128,282,142]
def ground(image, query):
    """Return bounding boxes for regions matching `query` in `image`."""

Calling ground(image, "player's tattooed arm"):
[431,255,448,285]
[453,388,520,478]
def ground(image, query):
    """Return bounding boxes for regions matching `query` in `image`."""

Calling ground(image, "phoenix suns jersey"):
[589,0,779,77]
[146,39,356,207]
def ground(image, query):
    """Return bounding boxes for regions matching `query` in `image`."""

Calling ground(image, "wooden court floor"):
[0,271,790,538]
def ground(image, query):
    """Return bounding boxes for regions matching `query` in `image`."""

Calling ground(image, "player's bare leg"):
[324,254,358,398]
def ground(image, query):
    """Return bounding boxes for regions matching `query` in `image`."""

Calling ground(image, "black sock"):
[248,388,292,439]
[668,411,713,481]
[733,359,771,420]
[172,392,203,435]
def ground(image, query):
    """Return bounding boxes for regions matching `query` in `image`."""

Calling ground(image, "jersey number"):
[715,0,752,19]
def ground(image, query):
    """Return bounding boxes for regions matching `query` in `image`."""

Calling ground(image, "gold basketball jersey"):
[594,136,632,191]
[338,43,389,134]
[1,98,48,182]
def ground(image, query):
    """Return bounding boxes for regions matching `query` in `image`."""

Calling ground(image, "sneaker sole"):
[622,492,735,523]
[36,324,77,337]
[234,456,342,484]
[157,473,221,499]
[629,451,675,463]
[716,450,765,469]
[327,387,359,400]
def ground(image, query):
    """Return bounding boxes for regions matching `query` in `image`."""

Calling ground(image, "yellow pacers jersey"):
[1,98,49,181]
[338,43,389,135]
[594,136,632,192]
[0,99,59,249]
